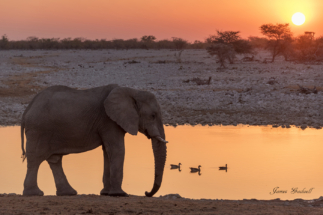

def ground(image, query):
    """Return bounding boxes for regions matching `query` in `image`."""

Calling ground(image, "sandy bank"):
[1,193,323,214]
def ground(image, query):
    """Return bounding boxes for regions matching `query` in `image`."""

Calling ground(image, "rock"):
[300,124,307,130]
[159,194,182,199]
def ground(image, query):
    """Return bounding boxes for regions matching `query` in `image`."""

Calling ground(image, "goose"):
[170,163,181,169]
[190,165,201,172]
[219,164,228,171]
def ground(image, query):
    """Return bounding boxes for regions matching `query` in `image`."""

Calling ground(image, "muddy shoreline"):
[1,194,323,215]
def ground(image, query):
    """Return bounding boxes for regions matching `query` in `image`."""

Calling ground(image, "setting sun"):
[292,12,306,25]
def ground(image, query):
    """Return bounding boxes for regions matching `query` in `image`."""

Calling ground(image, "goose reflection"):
[219,164,228,172]
[170,163,182,172]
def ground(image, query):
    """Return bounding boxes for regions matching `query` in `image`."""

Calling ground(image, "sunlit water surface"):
[1,125,323,200]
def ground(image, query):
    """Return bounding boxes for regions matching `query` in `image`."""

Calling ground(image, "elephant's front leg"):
[100,146,111,195]
[47,155,77,196]
[101,133,128,197]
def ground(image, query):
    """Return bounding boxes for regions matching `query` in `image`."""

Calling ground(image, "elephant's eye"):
[151,113,156,120]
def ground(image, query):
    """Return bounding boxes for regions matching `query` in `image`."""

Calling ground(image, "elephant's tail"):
[21,121,26,162]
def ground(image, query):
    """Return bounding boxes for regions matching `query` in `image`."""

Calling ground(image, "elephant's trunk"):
[145,133,167,197]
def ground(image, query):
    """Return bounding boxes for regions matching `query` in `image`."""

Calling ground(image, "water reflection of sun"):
[292,12,305,25]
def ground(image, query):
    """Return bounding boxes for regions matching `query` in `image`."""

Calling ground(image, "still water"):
[0,125,322,200]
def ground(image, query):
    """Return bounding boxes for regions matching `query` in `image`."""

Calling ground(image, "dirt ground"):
[1,194,323,215]
[1,49,323,128]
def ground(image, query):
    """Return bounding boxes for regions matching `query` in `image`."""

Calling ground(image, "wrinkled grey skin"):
[21,85,167,197]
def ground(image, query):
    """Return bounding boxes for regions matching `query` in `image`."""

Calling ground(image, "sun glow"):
[292,12,306,25]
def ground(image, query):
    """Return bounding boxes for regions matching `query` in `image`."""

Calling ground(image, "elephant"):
[20,84,167,197]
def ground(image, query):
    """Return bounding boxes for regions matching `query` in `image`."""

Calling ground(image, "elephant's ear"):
[104,87,139,135]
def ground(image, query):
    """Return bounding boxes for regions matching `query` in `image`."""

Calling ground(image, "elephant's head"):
[104,87,167,197]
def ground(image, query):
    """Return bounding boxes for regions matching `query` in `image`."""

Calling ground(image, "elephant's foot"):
[108,189,129,197]
[100,188,110,196]
[23,186,44,196]
[56,186,77,196]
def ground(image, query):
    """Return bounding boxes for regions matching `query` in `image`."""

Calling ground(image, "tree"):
[206,43,235,68]
[206,30,253,67]
[293,33,323,62]
[206,30,241,44]
[172,37,188,63]
[260,23,293,62]
[141,35,156,42]
[140,35,156,49]
[0,34,9,49]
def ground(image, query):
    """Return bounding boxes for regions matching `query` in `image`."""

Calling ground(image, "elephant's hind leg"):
[47,155,77,196]
[23,157,44,196]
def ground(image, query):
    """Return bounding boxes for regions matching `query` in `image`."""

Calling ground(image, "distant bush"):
[206,30,253,68]
[140,35,156,49]
[191,40,207,49]
[171,37,188,63]
[206,43,236,68]
[0,35,9,49]
[141,35,156,42]
[172,37,188,50]
[292,34,323,62]
[248,36,268,49]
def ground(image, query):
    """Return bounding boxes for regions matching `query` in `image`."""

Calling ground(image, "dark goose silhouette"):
[219,164,228,172]
[190,165,201,172]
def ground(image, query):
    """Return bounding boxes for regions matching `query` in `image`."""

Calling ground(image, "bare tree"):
[260,23,293,62]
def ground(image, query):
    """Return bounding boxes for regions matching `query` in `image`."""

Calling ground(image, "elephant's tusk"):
[156,136,168,143]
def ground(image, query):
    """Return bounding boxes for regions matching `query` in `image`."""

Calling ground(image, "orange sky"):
[0,0,322,42]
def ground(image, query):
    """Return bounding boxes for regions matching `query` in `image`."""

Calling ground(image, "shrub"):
[206,43,236,68]
[292,34,323,62]
[0,35,9,49]
[248,36,268,49]
[206,30,253,67]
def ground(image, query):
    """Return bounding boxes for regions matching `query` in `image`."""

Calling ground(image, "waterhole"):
[0,125,322,200]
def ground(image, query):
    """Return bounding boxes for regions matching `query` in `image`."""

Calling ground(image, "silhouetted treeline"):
[257,23,323,63]
[0,35,207,50]
[1,29,323,64]
[204,26,323,67]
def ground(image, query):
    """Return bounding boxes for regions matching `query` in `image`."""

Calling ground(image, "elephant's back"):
[24,85,118,130]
